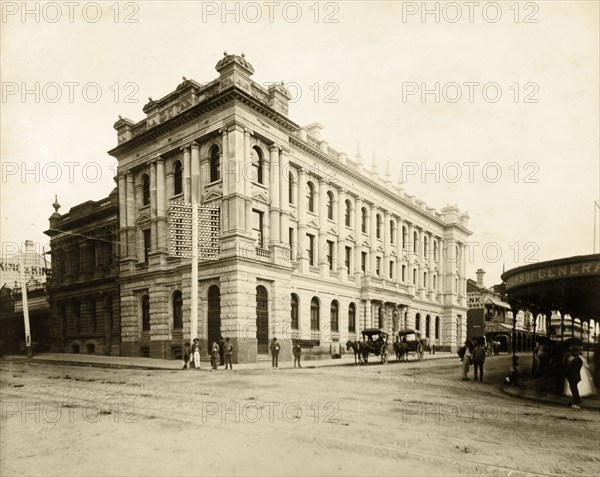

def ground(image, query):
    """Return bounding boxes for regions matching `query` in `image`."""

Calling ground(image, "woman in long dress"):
[564,353,596,398]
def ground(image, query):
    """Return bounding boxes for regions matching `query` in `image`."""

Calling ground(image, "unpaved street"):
[1,355,598,476]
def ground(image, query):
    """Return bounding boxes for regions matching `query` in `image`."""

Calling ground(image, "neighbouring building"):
[467,268,546,352]
[47,53,473,362]
[44,193,120,355]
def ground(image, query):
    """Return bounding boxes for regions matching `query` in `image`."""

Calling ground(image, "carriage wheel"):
[380,345,389,364]
[417,343,424,361]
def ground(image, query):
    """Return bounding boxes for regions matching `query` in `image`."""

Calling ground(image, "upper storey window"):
[344,200,351,227]
[142,174,150,206]
[252,146,264,184]
[210,145,220,182]
[307,181,315,213]
[361,207,367,234]
[327,191,334,220]
[173,161,183,195]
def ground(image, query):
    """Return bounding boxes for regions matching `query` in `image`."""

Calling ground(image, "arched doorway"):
[207,285,221,353]
[256,286,269,354]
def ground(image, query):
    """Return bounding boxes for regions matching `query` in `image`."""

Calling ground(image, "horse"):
[393,340,410,362]
[346,340,366,365]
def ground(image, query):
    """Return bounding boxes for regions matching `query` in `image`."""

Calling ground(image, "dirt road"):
[1,355,598,476]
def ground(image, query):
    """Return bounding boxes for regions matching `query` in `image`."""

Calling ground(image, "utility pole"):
[19,245,32,358]
[190,201,198,343]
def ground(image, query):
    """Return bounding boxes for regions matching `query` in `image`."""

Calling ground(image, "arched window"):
[376,214,382,239]
[307,182,315,212]
[348,303,356,333]
[142,174,150,206]
[402,226,407,250]
[291,294,299,330]
[435,316,440,339]
[345,200,351,227]
[288,171,294,205]
[415,313,421,331]
[310,297,320,331]
[390,220,395,244]
[172,290,183,330]
[434,240,438,262]
[361,207,367,233]
[413,231,418,253]
[174,161,183,195]
[327,191,334,220]
[252,146,264,184]
[426,315,431,338]
[210,146,220,182]
[378,307,384,329]
[330,300,339,333]
[141,295,150,332]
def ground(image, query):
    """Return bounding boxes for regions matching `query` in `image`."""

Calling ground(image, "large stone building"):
[99,53,472,363]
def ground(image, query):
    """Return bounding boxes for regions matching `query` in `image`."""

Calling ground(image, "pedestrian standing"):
[211,341,220,370]
[191,338,201,369]
[224,337,234,370]
[459,340,473,381]
[472,340,486,382]
[293,342,302,368]
[565,346,584,409]
[183,342,190,370]
[218,336,225,366]
[270,337,280,368]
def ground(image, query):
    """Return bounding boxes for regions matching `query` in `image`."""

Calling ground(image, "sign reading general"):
[505,259,600,289]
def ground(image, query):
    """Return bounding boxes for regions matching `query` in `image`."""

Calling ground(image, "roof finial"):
[52,195,60,213]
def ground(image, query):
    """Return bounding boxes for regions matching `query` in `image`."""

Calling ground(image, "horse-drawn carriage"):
[346,328,389,365]
[393,329,425,362]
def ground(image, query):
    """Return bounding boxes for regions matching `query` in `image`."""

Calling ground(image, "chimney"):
[476,269,485,288]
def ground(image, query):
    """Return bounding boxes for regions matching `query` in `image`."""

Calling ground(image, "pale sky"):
[1,0,598,286]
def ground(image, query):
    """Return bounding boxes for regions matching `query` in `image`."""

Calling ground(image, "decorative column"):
[318,179,328,276]
[337,188,347,280]
[182,145,191,202]
[383,210,390,279]
[156,157,167,253]
[150,159,158,252]
[370,204,377,276]
[269,145,281,245]
[354,196,363,275]
[296,167,307,272]
[279,148,291,259]
[244,128,253,234]
[191,143,200,203]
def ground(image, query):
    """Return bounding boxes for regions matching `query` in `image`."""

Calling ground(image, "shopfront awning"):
[484,297,512,309]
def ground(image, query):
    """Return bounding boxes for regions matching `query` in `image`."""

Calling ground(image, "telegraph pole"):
[190,201,199,342]
[19,246,32,358]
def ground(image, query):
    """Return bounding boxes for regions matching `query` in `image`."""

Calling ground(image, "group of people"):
[184,336,304,370]
[183,336,234,370]
[270,337,303,368]
[458,339,488,382]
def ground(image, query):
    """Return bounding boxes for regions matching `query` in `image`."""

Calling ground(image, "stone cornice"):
[289,135,470,234]
[108,86,299,158]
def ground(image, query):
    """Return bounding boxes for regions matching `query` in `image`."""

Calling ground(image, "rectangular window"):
[433,275,437,290]
[253,210,263,247]
[389,261,394,279]
[345,246,351,273]
[361,252,367,272]
[143,229,151,262]
[423,272,428,289]
[402,264,406,282]
[289,227,294,261]
[376,257,381,276]
[307,234,315,265]
[413,268,417,286]
[327,241,334,270]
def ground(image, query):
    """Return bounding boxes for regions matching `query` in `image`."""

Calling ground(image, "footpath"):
[1,350,456,372]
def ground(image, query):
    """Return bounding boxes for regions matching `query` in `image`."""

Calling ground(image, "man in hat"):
[270,337,280,368]
[224,337,234,370]
[566,346,583,409]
